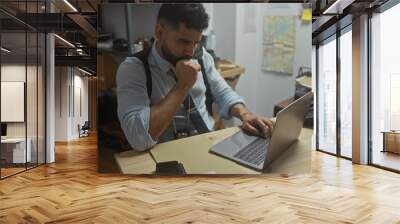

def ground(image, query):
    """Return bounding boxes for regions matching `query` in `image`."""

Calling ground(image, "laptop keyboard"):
[233,138,269,166]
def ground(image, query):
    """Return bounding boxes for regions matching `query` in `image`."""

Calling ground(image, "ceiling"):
[1,32,45,65]
[1,0,397,73]
[311,0,391,43]
[0,0,100,73]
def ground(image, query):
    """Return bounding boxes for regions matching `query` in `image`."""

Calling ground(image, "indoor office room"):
[53,53,96,143]
[51,1,97,145]
[0,0,400,223]
[0,0,97,180]
[0,7,46,178]
[97,2,313,175]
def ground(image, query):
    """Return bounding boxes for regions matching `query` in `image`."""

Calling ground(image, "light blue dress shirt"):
[116,42,245,151]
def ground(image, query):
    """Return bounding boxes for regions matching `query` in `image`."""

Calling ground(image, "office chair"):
[78,121,90,138]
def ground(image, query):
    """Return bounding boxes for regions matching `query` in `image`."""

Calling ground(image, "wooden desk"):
[115,127,312,175]
[215,59,245,91]
[113,150,156,174]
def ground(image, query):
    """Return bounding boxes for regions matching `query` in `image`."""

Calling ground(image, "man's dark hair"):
[157,3,209,32]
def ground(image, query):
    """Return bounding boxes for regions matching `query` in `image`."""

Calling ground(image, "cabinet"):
[382,131,400,154]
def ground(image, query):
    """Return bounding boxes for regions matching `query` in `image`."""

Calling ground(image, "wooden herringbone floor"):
[1,134,400,223]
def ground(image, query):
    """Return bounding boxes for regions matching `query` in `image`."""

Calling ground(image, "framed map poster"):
[262,16,296,74]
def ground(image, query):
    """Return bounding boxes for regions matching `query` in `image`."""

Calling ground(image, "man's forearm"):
[148,84,190,140]
[230,103,251,121]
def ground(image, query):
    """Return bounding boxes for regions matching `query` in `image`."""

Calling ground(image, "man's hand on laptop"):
[239,113,274,138]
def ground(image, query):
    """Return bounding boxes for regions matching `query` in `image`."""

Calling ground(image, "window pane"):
[371,3,400,171]
[318,37,337,154]
[27,31,38,169]
[340,29,352,158]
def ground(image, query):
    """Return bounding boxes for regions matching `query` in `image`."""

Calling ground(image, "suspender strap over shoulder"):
[198,57,214,116]
[133,49,152,99]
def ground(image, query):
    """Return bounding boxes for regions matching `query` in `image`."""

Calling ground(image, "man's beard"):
[161,42,192,66]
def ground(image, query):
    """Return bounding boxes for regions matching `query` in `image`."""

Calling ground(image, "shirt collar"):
[151,40,173,73]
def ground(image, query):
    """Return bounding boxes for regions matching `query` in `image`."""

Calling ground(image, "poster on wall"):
[262,16,296,74]
[1,82,25,122]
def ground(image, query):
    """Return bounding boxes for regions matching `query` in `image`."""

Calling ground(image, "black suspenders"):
[132,49,152,99]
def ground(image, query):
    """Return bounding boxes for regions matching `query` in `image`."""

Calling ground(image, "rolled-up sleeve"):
[202,49,246,120]
[116,58,157,151]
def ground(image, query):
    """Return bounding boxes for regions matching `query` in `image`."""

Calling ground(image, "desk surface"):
[115,127,312,175]
[215,60,245,79]
[381,131,400,134]
[1,138,28,143]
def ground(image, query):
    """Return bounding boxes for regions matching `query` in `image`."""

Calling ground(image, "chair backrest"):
[82,121,90,129]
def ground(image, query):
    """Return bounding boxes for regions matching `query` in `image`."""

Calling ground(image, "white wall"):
[72,73,89,138]
[55,67,69,141]
[203,3,214,35]
[212,3,236,62]
[233,3,311,118]
[101,4,160,49]
[1,65,39,137]
[1,63,46,163]
[128,4,160,44]
[100,4,128,40]
[1,65,27,140]
[54,67,89,141]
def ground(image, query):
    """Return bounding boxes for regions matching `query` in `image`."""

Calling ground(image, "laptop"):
[209,92,313,171]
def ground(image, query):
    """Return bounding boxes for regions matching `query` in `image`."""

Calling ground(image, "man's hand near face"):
[174,60,200,91]
[148,58,201,141]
